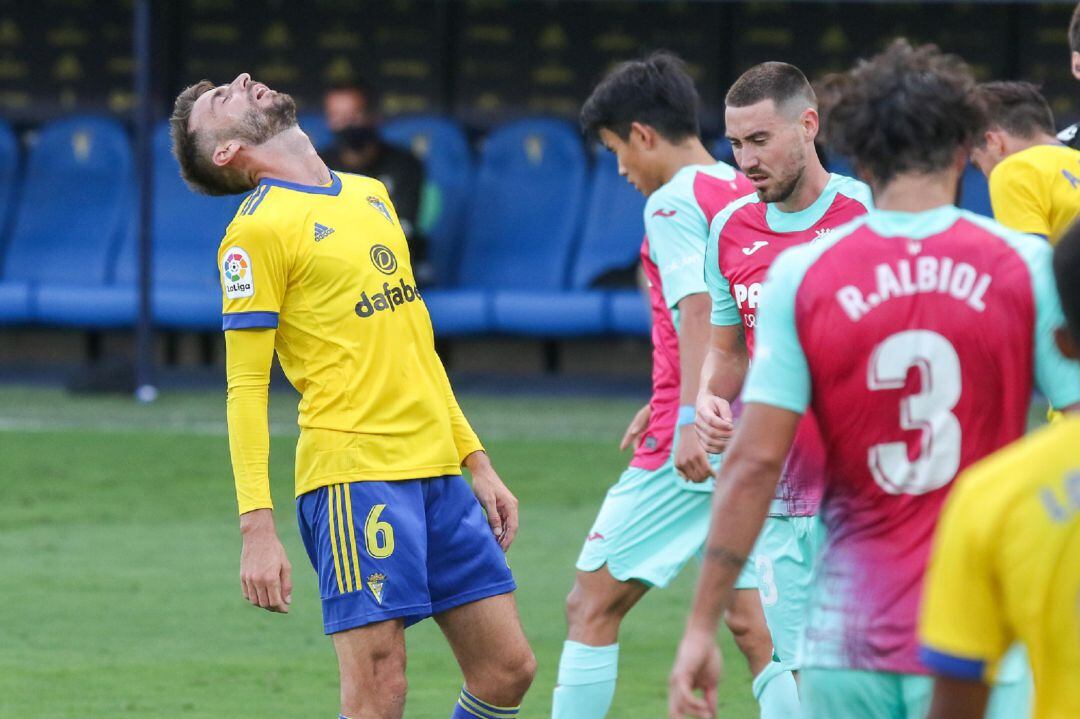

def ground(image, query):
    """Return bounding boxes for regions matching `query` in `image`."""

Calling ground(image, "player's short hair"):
[170,80,252,196]
[1055,219,1080,344]
[974,81,1056,142]
[821,39,982,187]
[725,62,816,116]
[580,51,700,143]
[325,78,377,106]
[1070,2,1080,53]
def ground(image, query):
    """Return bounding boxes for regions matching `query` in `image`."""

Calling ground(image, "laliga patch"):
[367,195,394,224]
[221,247,254,299]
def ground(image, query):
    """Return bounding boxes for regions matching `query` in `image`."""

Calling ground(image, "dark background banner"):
[0,0,1075,131]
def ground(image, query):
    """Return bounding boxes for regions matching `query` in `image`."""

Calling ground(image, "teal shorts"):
[575,450,756,590]
[801,666,1031,719]
[739,514,826,670]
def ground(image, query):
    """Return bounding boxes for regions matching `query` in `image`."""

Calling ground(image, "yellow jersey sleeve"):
[218,209,290,330]
[434,355,484,463]
[919,469,1012,681]
[989,158,1052,238]
[225,328,276,514]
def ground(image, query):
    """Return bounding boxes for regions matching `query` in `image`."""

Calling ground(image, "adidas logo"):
[314,222,335,242]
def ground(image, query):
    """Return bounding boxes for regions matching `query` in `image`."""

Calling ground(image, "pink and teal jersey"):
[631,162,753,472]
[744,204,1080,674]
[706,173,873,515]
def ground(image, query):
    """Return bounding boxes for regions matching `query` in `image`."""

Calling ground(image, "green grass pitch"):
[0,386,760,718]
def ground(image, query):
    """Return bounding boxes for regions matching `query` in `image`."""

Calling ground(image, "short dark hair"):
[822,39,983,187]
[325,78,376,106]
[580,52,700,143]
[1054,218,1080,344]
[170,80,251,196]
[975,81,1056,141]
[726,62,816,113]
[1070,2,1080,54]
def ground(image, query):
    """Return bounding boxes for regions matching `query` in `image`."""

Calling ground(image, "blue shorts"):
[296,475,517,634]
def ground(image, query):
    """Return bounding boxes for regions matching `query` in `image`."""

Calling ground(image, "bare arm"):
[676,293,714,406]
[668,402,800,718]
[673,293,718,483]
[695,324,749,454]
[926,677,990,719]
[689,402,798,632]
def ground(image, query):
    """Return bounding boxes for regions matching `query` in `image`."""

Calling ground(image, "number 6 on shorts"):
[365,503,396,558]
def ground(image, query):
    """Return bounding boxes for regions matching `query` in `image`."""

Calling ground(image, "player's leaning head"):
[974,81,1055,142]
[725,62,816,121]
[579,52,700,143]
[170,78,297,196]
[1054,219,1080,354]
[822,40,982,188]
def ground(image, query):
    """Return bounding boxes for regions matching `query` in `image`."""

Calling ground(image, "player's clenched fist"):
[695,394,735,455]
[239,508,293,613]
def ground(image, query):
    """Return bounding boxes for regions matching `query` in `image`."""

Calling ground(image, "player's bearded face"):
[230,85,298,146]
[753,137,806,204]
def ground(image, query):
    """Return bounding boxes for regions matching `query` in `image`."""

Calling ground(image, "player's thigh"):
[435,592,535,691]
[802,668,909,719]
[577,464,714,589]
[755,515,824,668]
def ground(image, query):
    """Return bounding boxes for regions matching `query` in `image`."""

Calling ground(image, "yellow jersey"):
[988,143,1080,243]
[919,416,1080,719]
[219,171,482,513]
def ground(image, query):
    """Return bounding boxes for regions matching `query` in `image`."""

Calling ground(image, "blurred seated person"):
[322,81,431,283]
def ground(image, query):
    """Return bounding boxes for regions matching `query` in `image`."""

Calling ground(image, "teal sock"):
[551,641,619,719]
[752,660,801,719]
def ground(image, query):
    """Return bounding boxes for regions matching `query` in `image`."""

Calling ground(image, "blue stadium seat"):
[570,151,645,290]
[3,117,135,327]
[300,112,334,154]
[109,121,238,330]
[458,119,591,335]
[958,164,992,218]
[607,289,650,337]
[0,120,18,241]
[382,116,474,288]
[0,120,25,322]
[826,153,857,178]
[711,136,735,166]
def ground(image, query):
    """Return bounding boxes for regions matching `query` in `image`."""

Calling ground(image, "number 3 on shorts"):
[365,504,395,558]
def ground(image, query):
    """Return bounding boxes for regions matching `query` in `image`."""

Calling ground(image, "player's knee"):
[725,604,768,645]
[504,645,538,697]
[564,581,626,631]
[471,644,536,703]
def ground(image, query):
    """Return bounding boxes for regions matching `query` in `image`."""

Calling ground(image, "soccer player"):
[1056,2,1080,149]
[552,53,797,719]
[170,73,535,719]
[919,221,1080,719]
[669,40,1080,719]
[696,62,872,688]
[971,81,1080,243]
